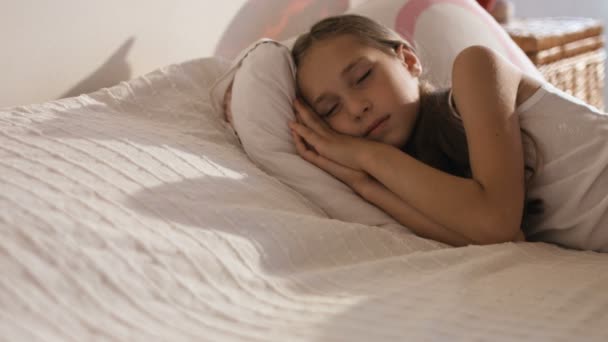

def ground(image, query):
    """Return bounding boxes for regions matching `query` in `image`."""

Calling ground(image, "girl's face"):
[296,34,422,148]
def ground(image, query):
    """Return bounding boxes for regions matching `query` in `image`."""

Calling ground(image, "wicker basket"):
[538,49,605,111]
[503,17,606,111]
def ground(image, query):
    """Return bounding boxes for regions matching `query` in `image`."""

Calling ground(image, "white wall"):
[509,0,608,20]
[0,0,246,108]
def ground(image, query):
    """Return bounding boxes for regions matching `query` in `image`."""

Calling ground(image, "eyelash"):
[357,69,372,85]
[322,68,373,117]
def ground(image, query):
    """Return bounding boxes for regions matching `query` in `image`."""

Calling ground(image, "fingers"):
[291,129,365,188]
[291,126,318,160]
[292,127,337,171]
[293,98,330,136]
[289,120,322,151]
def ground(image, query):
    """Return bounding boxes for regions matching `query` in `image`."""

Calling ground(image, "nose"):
[344,95,371,120]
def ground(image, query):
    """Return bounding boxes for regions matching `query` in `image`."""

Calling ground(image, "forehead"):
[297,35,380,100]
[302,34,373,64]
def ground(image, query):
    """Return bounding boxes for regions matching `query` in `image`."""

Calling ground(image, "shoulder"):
[453,45,501,67]
[452,45,521,92]
[451,45,542,109]
[450,45,522,118]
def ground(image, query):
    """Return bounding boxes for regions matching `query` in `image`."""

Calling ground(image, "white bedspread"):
[1,57,607,341]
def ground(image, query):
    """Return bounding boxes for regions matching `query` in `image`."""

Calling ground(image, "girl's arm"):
[356,180,475,247]
[291,123,476,246]
[356,179,527,246]
[359,46,529,245]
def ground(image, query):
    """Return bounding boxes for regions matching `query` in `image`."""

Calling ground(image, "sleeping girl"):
[224,14,608,252]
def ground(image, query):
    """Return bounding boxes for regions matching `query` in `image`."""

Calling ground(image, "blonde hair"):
[292,14,543,233]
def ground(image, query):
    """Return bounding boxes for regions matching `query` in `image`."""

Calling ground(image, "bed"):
[2,53,608,341]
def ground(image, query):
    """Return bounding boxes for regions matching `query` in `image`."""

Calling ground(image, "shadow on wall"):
[214,0,349,60]
[58,0,350,101]
[59,1,349,100]
[59,37,135,99]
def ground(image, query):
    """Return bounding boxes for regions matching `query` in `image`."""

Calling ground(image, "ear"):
[396,43,422,77]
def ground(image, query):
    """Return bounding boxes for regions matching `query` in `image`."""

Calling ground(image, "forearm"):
[360,143,511,244]
[358,181,474,247]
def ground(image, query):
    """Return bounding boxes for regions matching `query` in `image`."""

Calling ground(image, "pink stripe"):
[395,0,526,70]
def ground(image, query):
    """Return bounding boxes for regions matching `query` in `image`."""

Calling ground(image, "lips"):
[365,115,390,137]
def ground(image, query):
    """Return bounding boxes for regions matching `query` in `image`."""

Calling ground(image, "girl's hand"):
[290,127,375,194]
[288,98,372,171]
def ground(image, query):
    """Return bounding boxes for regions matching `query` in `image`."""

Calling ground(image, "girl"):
[287,14,608,252]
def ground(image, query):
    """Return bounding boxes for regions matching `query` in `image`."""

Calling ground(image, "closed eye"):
[320,68,372,118]
[322,104,338,117]
[357,69,372,84]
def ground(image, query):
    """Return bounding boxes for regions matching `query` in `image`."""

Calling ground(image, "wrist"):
[358,141,385,171]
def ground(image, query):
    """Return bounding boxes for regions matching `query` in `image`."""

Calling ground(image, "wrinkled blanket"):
[1,57,607,341]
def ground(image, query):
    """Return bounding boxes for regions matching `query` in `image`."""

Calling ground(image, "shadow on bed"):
[127,176,608,340]
[115,146,608,340]
[24,98,396,281]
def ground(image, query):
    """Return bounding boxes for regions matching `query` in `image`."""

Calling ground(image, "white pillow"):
[209,0,543,228]
[211,40,402,228]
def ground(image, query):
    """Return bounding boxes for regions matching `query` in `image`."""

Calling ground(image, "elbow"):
[475,217,522,245]
[470,188,525,246]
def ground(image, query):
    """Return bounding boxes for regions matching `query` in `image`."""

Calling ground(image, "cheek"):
[381,64,419,103]
[371,79,408,111]
[389,74,417,103]
[327,116,351,135]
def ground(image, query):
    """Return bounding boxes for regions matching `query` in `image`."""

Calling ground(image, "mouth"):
[365,115,390,137]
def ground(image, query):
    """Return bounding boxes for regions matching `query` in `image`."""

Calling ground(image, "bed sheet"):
[1,57,607,341]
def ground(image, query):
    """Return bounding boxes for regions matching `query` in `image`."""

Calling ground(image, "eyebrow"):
[312,57,366,106]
